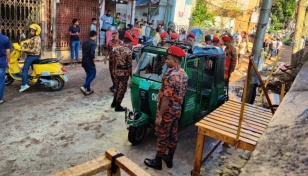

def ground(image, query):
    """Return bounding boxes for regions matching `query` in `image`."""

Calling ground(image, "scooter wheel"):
[5,73,14,86]
[128,125,146,145]
[49,75,65,91]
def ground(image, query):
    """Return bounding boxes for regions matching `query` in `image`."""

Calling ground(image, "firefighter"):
[157,31,168,47]
[111,37,133,112]
[222,34,237,88]
[186,32,195,44]
[170,33,179,43]
[105,30,123,93]
[144,46,188,170]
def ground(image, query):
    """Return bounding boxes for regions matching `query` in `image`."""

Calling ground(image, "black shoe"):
[162,154,173,168]
[109,86,115,92]
[111,98,116,108]
[115,105,127,112]
[144,155,162,170]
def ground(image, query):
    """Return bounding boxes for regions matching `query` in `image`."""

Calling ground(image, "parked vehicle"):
[125,42,227,145]
[5,38,68,91]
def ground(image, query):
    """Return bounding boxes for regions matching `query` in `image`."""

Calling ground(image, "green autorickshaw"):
[125,43,227,145]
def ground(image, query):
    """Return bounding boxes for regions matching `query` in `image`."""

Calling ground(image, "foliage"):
[270,0,296,30]
[204,0,244,28]
[191,0,214,27]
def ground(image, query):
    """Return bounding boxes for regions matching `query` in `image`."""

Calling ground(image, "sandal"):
[80,87,88,96]
[0,100,5,104]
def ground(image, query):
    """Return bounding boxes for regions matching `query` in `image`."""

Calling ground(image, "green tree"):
[191,0,214,27]
[270,0,296,30]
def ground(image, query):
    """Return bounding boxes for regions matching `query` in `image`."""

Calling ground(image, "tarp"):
[136,0,148,6]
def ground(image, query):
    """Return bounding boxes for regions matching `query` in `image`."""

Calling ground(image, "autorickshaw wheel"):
[128,126,146,145]
[5,73,14,86]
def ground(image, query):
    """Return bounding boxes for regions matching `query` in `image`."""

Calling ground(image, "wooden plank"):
[105,148,151,176]
[205,114,265,134]
[229,100,271,112]
[196,125,256,151]
[225,102,273,116]
[221,103,272,120]
[226,100,272,113]
[213,109,268,128]
[202,118,262,138]
[218,106,271,124]
[192,132,205,176]
[207,113,265,135]
[196,122,257,145]
[225,101,273,118]
[51,156,111,176]
[199,119,260,142]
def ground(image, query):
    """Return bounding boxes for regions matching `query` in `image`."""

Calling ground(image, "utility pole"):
[290,0,307,66]
[245,0,273,104]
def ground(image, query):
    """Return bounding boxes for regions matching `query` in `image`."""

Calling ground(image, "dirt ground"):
[0,45,292,176]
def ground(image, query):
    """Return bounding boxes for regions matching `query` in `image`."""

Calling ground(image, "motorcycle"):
[5,36,68,91]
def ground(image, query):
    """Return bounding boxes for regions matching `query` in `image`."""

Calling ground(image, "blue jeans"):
[0,68,6,100]
[22,55,40,86]
[83,66,96,92]
[271,49,277,58]
[71,41,80,60]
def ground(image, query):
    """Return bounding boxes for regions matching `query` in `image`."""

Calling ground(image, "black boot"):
[144,155,162,170]
[111,98,116,108]
[115,104,127,112]
[162,151,174,168]
[109,85,115,93]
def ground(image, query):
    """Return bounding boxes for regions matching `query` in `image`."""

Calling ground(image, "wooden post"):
[235,58,252,142]
[280,83,286,103]
[291,0,307,66]
[250,59,275,114]
[256,54,282,106]
[192,131,205,176]
[105,148,151,176]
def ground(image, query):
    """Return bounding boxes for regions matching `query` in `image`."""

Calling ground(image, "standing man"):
[101,10,113,31]
[145,23,153,42]
[105,31,123,92]
[0,21,11,104]
[80,31,97,96]
[111,38,133,111]
[222,35,237,88]
[100,10,113,45]
[90,18,97,32]
[69,18,81,62]
[19,24,41,92]
[204,35,212,45]
[144,46,188,170]
[142,21,147,42]
[113,13,121,29]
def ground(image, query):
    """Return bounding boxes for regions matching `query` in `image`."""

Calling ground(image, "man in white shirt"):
[142,21,147,42]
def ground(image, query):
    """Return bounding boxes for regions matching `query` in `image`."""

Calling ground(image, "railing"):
[51,148,150,176]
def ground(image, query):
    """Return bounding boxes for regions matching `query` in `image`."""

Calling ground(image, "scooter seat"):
[32,59,58,64]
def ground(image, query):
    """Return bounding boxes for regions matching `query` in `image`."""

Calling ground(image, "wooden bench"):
[192,57,275,175]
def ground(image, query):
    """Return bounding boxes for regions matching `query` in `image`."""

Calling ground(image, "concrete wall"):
[240,62,308,176]
[173,0,193,25]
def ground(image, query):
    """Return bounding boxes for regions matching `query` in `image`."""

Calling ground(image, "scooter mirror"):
[19,33,26,42]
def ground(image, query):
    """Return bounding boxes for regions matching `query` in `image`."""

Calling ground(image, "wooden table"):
[192,100,272,175]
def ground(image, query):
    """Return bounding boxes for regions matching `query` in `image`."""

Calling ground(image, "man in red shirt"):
[144,46,188,170]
